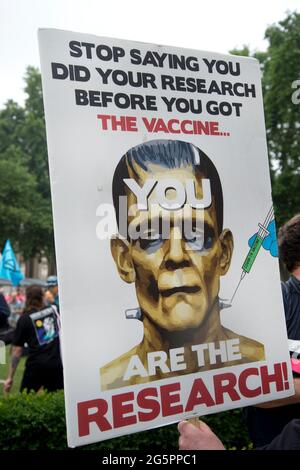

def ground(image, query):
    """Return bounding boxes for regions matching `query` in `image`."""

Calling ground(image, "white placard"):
[38,29,293,447]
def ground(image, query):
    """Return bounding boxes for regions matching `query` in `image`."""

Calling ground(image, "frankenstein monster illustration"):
[100,140,265,390]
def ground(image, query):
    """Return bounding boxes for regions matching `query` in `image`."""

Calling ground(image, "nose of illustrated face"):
[165,226,187,265]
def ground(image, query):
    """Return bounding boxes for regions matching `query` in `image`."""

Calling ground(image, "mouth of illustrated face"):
[160,285,200,297]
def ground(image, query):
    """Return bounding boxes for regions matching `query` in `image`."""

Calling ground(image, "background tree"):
[0,68,55,270]
[231,11,300,227]
[22,67,51,198]
[263,12,300,226]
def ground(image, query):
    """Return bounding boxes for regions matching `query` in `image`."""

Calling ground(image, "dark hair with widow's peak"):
[112,140,223,235]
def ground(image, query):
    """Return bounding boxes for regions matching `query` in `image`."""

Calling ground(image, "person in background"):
[45,275,59,311]
[243,213,300,447]
[4,285,63,393]
[7,290,23,327]
[5,286,25,305]
[14,286,25,305]
[44,289,54,306]
[0,291,10,329]
[0,291,13,343]
[279,214,300,340]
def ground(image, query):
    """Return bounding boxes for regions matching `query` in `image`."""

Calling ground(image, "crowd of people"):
[1,214,299,450]
[0,275,64,394]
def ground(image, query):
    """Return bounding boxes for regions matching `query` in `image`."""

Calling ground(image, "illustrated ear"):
[219,229,234,275]
[110,237,136,283]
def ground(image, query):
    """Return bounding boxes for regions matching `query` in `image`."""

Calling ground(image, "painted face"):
[113,163,232,332]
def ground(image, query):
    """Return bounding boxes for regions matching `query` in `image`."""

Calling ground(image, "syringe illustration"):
[230,205,274,305]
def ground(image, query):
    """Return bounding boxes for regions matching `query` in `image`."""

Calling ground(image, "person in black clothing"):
[243,213,300,447]
[0,292,10,327]
[0,292,14,344]
[4,285,63,393]
[280,214,300,340]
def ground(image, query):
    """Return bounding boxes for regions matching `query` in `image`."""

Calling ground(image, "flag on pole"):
[0,240,24,286]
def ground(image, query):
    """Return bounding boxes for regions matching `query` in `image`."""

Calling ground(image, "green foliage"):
[0,100,25,153]
[0,69,54,260]
[231,12,300,227]
[263,12,300,226]
[23,67,51,198]
[229,45,251,57]
[0,392,66,450]
[0,156,40,253]
[0,391,250,450]
[204,409,251,450]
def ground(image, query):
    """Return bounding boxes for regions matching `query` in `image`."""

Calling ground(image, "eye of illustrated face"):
[184,227,214,252]
[133,224,215,253]
[136,228,164,252]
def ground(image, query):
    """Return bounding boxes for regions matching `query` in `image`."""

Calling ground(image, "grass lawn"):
[0,345,26,396]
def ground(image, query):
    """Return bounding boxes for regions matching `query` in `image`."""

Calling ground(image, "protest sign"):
[38,29,293,447]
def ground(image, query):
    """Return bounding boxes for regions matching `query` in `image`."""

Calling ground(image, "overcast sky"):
[1,0,299,107]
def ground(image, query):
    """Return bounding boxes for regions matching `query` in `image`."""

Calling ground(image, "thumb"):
[178,420,189,433]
